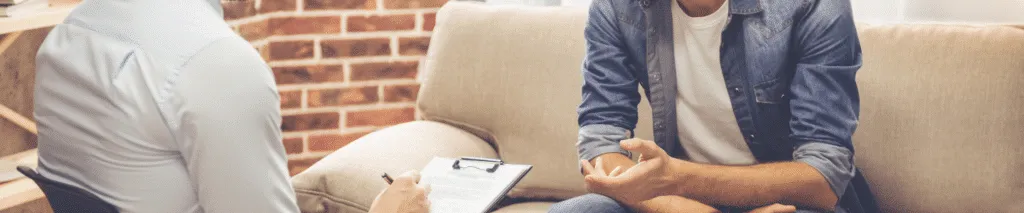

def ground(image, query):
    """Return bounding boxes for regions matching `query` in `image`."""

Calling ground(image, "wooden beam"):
[0,5,76,35]
[1,149,37,168]
[0,103,36,135]
[0,31,21,55]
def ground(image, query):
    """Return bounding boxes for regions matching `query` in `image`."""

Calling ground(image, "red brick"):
[281,112,340,132]
[238,19,269,41]
[347,14,416,32]
[280,90,302,109]
[398,36,430,56]
[308,131,371,152]
[308,86,378,107]
[288,157,323,176]
[321,38,391,58]
[305,0,375,10]
[222,0,257,20]
[268,40,315,60]
[282,137,304,154]
[268,16,340,35]
[345,107,415,127]
[260,0,297,13]
[272,65,345,85]
[382,84,419,102]
[423,12,436,31]
[350,61,418,81]
[382,0,448,9]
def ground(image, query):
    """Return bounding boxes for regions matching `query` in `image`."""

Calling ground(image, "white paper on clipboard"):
[418,157,532,213]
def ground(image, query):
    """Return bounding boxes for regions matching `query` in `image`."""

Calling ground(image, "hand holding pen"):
[369,170,431,213]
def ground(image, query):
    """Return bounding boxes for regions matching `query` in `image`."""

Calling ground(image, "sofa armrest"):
[291,121,498,213]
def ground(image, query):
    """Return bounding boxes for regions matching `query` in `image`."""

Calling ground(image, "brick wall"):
[222,0,447,176]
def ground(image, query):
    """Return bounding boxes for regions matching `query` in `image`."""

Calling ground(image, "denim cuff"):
[576,124,633,172]
[793,142,856,198]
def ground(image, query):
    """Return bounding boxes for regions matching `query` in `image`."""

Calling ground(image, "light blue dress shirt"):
[33,0,299,212]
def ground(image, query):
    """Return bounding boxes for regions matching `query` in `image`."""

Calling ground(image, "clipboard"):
[419,157,533,213]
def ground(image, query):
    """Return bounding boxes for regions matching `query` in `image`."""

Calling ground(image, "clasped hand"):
[581,138,693,206]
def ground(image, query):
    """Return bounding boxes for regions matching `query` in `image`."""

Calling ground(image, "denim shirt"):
[576,0,879,212]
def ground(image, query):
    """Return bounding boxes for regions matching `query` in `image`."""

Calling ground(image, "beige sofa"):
[291,2,1024,213]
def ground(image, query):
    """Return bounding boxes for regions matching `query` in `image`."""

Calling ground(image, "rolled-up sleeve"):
[794,142,855,198]
[578,124,633,161]
[577,0,642,161]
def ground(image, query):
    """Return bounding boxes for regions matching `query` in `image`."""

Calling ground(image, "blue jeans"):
[549,194,631,213]
[550,194,839,213]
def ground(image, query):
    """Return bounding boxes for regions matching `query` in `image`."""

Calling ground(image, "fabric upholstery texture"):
[853,24,1024,213]
[292,2,1024,212]
[291,121,498,212]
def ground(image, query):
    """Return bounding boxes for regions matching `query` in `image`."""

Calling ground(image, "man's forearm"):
[669,160,837,211]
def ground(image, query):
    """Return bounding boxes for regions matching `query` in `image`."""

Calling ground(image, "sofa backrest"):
[421,2,1024,211]
[419,2,654,199]
[853,24,1024,213]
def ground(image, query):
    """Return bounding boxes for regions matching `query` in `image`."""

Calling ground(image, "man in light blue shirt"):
[33,0,428,212]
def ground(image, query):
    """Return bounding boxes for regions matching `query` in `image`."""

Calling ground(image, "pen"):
[381,173,394,185]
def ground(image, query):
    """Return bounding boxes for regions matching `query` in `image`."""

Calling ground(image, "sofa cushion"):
[419,2,655,199]
[853,24,1024,212]
[291,121,499,213]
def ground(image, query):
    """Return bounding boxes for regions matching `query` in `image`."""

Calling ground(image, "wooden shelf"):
[0,178,44,211]
[0,149,42,211]
[0,5,75,35]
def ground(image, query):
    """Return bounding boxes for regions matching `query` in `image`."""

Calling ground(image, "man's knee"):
[549,193,630,213]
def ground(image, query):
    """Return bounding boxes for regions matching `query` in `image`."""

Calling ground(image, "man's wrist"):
[668,159,699,197]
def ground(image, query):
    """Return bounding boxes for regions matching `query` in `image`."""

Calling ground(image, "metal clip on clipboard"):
[451,157,504,173]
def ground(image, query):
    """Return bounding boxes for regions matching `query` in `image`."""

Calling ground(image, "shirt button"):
[749,134,756,139]
[733,87,741,92]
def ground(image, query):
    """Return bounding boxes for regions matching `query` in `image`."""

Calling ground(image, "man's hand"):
[585,152,722,213]
[582,138,696,206]
[583,153,636,177]
[746,204,797,213]
[369,170,430,213]
[580,148,635,207]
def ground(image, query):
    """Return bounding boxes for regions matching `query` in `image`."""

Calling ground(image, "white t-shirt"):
[671,0,758,165]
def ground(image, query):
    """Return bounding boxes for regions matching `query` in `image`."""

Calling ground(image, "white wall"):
[560,0,592,7]
[849,0,901,23]
[551,0,1024,24]
[903,0,1024,23]
[486,0,561,6]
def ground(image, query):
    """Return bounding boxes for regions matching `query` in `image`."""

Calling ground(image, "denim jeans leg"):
[548,193,631,213]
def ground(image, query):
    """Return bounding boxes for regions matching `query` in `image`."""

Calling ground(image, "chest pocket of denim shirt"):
[753,79,794,159]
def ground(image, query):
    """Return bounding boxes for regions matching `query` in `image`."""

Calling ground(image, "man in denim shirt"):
[549,0,879,212]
